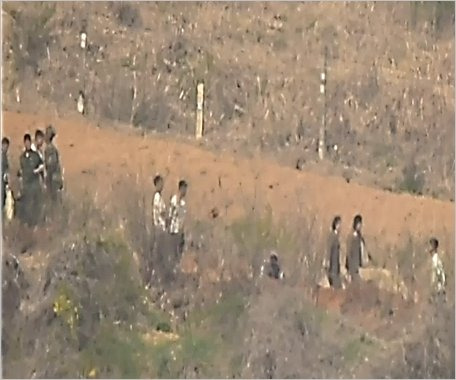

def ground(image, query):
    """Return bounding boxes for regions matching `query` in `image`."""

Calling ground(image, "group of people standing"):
[1,126,63,227]
[326,214,447,297]
[327,214,368,288]
[2,125,447,301]
[145,175,188,288]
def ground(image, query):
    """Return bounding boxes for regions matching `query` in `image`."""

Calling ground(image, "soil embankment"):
[3,111,454,254]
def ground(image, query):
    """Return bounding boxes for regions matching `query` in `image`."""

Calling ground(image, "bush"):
[3,180,453,378]
[115,3,142,28]
[398,162,425,195]
[388,302,455,378]
[8,3,55,74]
[80,322,147,378]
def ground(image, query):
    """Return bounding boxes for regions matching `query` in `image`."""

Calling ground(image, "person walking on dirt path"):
[44,125,64,207]
[2,137,10,211]
[328,216,342,289]
[428,238,446,300]
[167,180,188,273]
[18,134,44,227]
[345,214,366,283]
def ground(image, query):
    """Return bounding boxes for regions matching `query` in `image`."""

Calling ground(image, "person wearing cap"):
[44,125,63,206]
[18,133,44,226]
[31,129,46,189]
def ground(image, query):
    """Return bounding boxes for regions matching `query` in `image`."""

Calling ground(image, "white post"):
[77,91,85,115]
[318,47,328,161]
[46,43,51,63]
[195,82,204,139]
[80,31,87,49]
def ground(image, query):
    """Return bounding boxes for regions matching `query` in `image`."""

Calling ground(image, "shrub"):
[80,322,147,378]
[9,3,55,74]
[115,3,142,28]
[398,162,425,195]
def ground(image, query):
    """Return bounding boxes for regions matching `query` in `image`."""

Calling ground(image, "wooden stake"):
[318,47,328,161]
[130,54,138,124]
[195,82,204,139]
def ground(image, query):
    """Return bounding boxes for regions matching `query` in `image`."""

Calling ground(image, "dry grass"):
[2,174,454,378]
[2,2,454,199]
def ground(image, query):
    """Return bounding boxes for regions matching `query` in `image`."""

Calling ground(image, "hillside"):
[1,2,455,379]
[2,110,455,378]
[3,111,454,251]
[2,2,455,200]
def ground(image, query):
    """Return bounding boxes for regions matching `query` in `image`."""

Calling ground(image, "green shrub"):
[80,323,146,378]
[156,321,172,333]
[229,206,297,260]
[9,3,55,75]
[398,162,424,195]
[342,335,375,366]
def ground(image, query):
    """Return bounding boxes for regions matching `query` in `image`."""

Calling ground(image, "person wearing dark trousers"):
[268,253,282,279]
[346,214,366,284]
[18,134,44,227]
[165,180,188,283]
[147,174,167,288]
[44,125,64,207]
[32,129,46,184]
[328,216,342,289]
[2,137,10,211]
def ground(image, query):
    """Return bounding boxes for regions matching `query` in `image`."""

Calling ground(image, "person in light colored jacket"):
[167,179,188,257]
[428,237,446,296]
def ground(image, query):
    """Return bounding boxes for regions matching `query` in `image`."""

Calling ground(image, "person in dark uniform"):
[267,252,284,279]
[259,251,285,280]
[2,137,10,211]
[345,214,366,283]
[44,125,63,206]
[327,216,342,288]
[32,129,46,185]
[18,134,44,227]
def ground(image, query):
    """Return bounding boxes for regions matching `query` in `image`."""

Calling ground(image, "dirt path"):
[3,111,454,255]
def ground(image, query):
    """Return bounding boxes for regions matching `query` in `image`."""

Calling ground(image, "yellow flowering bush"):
[53,291,80,333]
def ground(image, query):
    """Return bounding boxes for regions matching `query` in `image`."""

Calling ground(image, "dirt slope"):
[3,111,454,255]
[2,2,455,200]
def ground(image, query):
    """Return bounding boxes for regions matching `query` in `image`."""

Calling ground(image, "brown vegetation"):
[2,175,454,378]
[1,2,454,378]
[2,2,455,199]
